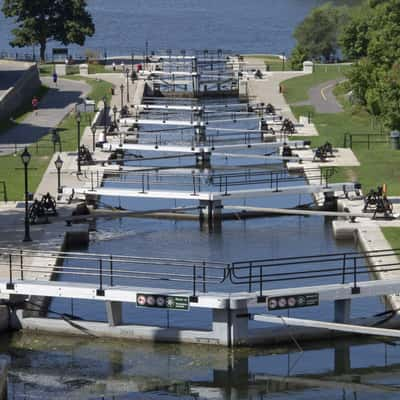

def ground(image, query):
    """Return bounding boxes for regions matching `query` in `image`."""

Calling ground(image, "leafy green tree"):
[2,0,95,62]
[293,3,349,61]
[290,45,308,70]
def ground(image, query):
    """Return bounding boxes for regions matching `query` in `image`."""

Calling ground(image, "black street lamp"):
[91,125,97,152]
[126,68,130,103]
[282,52,285,71]
[113,105,118,125]
[76,111,81,175]
[120,84,124,110]
[21,147,31,242]
[131,52,134,70]
[54,154,63,194]
[103,96,107,136]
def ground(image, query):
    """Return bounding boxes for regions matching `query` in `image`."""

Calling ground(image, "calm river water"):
[2,1,400,399]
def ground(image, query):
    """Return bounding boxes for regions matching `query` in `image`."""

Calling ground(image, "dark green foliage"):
[290,46,308,70]
[341,0,400,129]
[2,0,95,61]
[293,4,350,61]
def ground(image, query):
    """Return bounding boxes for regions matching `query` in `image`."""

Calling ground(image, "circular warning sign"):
[146,295,156,306]
[156,296,166,307]
[268,298,278,310]
[137,295,146,306]
[288,297,296,307]
[278,297,287,308]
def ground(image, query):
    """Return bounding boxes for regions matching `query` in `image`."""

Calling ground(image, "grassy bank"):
[0,77,112,201]
[243,54,286,71]
[282,67,400,195]
[382,227,400,249]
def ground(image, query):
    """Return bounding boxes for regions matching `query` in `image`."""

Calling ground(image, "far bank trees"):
[2,0,95,62]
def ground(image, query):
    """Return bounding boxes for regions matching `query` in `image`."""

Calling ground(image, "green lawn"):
[39,62,107,77]
[282,68,400,195]
[243,54,287,71]
[0,77,113,201]
[283,64,351,104]
[381,227,400,250]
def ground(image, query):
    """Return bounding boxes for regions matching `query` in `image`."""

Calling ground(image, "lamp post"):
[103,96,107,136]
[131,52,134,70]
[76,111,81,175]
[113,105,118,125]
[126,68,130,103]
[21,147,31,242]
[120,84,124,110]
[91,125,97,152]
[54,155,63,194]
[282,52,285,71]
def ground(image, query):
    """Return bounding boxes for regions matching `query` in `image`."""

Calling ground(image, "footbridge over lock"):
[2,247,400,347]
[63,166,358,225]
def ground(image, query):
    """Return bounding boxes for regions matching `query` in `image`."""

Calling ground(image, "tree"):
[2,0,95,62]
[290,45,308,71]
[293,4,350,61]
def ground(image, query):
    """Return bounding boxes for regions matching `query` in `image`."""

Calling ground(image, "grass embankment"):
[283,65,400,194]
[243,54,286,71]
[381,227,400,249]
[0,77,112,201]
[39,63,107,76]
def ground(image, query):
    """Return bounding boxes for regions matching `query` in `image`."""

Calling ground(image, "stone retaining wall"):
[0,62,41,121]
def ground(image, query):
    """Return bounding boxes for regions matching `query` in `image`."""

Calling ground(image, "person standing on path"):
[52,71,58,87]
[31,96,39,115]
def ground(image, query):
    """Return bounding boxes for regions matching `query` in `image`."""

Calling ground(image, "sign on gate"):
[136,293,190,311]
[267,293,319,311]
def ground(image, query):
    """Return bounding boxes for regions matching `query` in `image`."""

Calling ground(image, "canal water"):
[0,0,328,56]
[1,0,400,399]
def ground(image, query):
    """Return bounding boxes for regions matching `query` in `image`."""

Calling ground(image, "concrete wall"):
[0,356,8,400]
[0,62,41,121]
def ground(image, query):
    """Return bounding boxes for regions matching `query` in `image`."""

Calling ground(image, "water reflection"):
[4,332,400,400]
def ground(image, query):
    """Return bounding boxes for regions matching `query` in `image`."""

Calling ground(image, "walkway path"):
[308,79,344,114]
[0,77,90,155]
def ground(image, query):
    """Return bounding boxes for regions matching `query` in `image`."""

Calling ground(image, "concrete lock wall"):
[0,62,41,122]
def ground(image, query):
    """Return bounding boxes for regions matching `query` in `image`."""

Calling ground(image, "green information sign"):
[136,293,190,311]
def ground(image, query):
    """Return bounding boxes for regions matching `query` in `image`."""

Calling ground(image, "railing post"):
[258,265,265,302]
[110,255,113,286]
[225,176,228,196]
[192,175,197,195]
[202,261,206,293]
[20,250,24,281]
[7,254,14,290]
[342,254,346,284]
[248,262,253,292]
[190,265,198,302]
[352,256,360,294]
[96,258,105,296]
[141,174,145,193]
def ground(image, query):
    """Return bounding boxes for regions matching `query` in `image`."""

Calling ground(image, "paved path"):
[308,80,344,114]
[0,77,90,154]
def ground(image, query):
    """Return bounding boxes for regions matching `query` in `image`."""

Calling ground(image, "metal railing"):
[343,132,387,150]
[229,248,400,297]
[0,248,228,299]
[91,167,336,195]
[1,247,400,299]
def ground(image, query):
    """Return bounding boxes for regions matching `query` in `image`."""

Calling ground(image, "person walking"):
[31,96,39,115]
[52,71,58,86]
